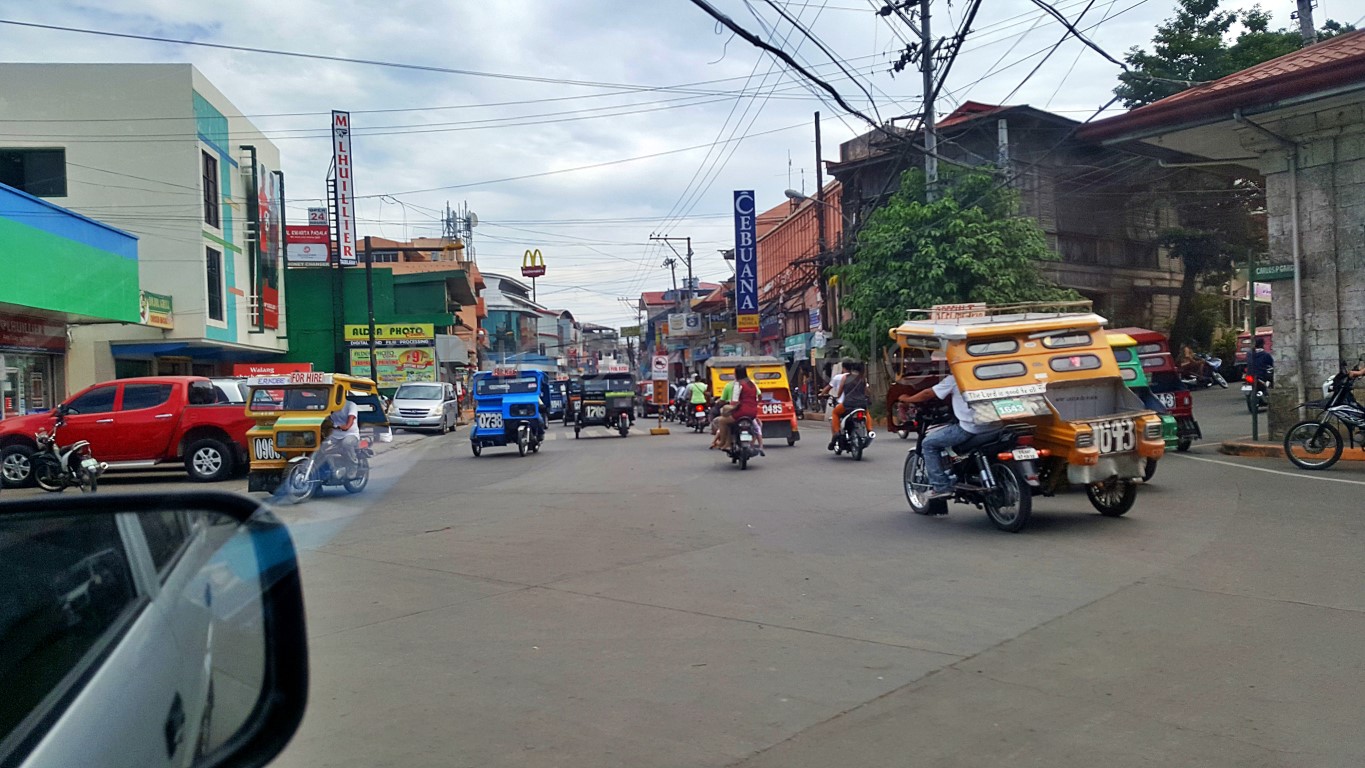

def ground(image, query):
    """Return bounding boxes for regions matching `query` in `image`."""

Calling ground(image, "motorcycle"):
[1242,366,1273,414]
[725,417,761,470]
[902,406,1042,533]
[664,401,680,423]
[688,402,710,433]
[32,409,106,493]
[1180,353,1228,389]
[282,433,372,503]
[832,407,875,460]
[1283,365,1365,471]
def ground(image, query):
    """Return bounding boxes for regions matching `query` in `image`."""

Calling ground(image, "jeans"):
[920,423,975,492]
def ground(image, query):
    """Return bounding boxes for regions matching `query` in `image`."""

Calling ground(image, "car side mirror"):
[54,403,70,417]
[0,491,307,768]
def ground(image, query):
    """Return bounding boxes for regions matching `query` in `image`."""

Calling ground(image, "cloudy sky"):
[1,0,1354,327]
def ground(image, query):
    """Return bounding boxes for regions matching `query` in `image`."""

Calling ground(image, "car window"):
[0,515,140,745]
[188,380,219,405]
[65,385,117,415]
[119,384,174,412]
[137,511,190,577]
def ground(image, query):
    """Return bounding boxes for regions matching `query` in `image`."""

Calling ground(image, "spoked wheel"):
[903,452,947,516]
[1283,421,1343,470]
[852,424,868,461]
[983,462,1031,533]
[284,462,317,503]
[1086,478,1138,517]
[471,442,482,457]
[33,456,66,493]
[343,458,370,493]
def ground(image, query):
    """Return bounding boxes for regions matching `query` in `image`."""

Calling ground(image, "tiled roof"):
[1080,29,1365,142]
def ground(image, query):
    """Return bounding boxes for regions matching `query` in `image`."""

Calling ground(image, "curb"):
[1221,438,1365,461]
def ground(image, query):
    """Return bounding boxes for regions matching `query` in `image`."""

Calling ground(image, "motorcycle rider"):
[683,374,710,426]
[832,360,871,448]
[821,360,849,450]
[901,362,1002,501]
[326,395,362,473]
[729,364,764,455]
[1248,337,1274,384]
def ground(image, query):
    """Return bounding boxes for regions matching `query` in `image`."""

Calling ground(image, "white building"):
[0,64,289,389]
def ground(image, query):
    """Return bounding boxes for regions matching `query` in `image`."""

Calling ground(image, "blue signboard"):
[733,190,759,333]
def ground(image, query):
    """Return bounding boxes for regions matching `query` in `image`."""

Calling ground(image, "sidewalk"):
[1220,436,1365,460]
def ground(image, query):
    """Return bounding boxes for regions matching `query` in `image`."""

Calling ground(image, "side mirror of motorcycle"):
[0,491,308,768]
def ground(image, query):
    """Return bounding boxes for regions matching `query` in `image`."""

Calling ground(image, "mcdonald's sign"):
[521,249,547,278]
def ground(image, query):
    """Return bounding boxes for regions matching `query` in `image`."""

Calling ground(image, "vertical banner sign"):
[259,168,283,329]
[331,111,358,267]
[733,190,759,333]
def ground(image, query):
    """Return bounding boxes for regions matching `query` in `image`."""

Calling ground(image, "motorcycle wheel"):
[1143,458,1158,482]
[81,473,98,493]
[1215,372,1228,388]
[284,462,317,503]
[851,438,864,461]
[898,430,909,440]
[738,450,748,470]
[33,455,66,493]
[619,419,629,437]
[1245,394,1259,414]
[471,442,482,457]
[1176,437,1192,452]
[983,462,1031,533]
[1283,421,1343,470]
[343,458,370,493]
[1086,478,1138,517]
[903,452,947,516]
[517,432,528,457]
[787,435,797,447]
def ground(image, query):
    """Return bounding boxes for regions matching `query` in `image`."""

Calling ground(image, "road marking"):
[1174,453,1365,486]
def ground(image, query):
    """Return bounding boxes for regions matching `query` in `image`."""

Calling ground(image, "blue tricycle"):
[469,369,547,457]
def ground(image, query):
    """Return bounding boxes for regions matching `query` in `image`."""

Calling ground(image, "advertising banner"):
[343,323,435,345]
[349,347,437,387]
[307,207,328,225]
[232,362,313,376]
[332,111,358,266]
[521,248,546,278]
[285,225,330,264]
[258,166,283,329]
[733,190,759,333]
[139,291,174,329]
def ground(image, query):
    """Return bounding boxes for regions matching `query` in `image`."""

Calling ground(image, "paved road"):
[254,394,1364,768]
[9,393,1361,766]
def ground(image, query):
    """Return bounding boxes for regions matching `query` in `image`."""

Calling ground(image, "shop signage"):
[285,225,331,265]
[349,347,436,386]
[784,333,811,354]
[307,207,328,225]
[733,190,759,333]
[521,248,546,278]
[332,110,358,266]
[759,314,783,342]
[232,362,313,376]
[620,325,641,337]
[668,312,703,337]
[343,323,436,345]
[138,291,174,329]
[1251,263,1295,282]
[808,307,822,331]
[0,315,66,352]
[605,363,630,373]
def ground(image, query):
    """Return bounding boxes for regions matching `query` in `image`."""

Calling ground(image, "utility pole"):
[650,235,694,306]
[814,111,827,255]
[1294,0,1316,45]
[363,235,377,384]
[919,0,938,196]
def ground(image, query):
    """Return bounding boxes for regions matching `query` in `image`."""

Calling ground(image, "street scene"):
[2,1,1365,767]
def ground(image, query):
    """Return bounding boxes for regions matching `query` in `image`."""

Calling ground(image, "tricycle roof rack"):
[705,355,785,368]
[893,301,1107,340]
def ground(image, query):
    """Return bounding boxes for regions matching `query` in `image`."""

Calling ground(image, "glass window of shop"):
[1,352,60,418]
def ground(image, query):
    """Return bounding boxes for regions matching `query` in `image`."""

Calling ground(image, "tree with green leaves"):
[838,167,1075,359]
[1116,0,1355,108]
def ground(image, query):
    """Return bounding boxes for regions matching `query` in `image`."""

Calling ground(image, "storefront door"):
[1,351,57,418]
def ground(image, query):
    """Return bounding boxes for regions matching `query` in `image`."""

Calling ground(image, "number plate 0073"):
[1093,419,1136,454]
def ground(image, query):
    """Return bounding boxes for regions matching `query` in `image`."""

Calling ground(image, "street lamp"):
[784,189,833,207]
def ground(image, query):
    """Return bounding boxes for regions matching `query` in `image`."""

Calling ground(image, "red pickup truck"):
[0,376,253,487]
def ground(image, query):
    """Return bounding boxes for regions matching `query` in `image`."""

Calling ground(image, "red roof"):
[1080,30,1365,142]
[640,283,722,308]
[937,101,1013,129]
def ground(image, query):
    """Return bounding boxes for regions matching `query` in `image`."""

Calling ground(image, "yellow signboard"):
[344,323,435,342]
[139,291,174,329]
[349,347,437,387]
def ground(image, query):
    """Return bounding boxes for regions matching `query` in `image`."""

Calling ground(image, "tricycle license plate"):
[993,398,1029,418]
[739,432,753,442]
[585,405,607,420]
[1240,385,1253,392]
[1011,447,1039,460]
[476,412,504,430]
[1157,392,1176,408]
[1094,418,1136,454]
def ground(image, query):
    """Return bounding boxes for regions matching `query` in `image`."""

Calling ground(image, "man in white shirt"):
[902,372,1002,500]
[821,360,849,450]
[327,397,362,467]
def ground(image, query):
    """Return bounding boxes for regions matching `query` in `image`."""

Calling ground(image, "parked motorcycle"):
[902,406,1042,532]
[725,418,761,470]
[831,407,875,460]
[32,408,107,493]
[1180,352,1228,389]
[1283,365,1365,471]
[1242,366,1273,414]
[282,433,373,502]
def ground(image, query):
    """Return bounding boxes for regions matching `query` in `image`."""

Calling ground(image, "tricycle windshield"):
[248,386,331,412]
[394,384,443,400]
[477,379,538,396]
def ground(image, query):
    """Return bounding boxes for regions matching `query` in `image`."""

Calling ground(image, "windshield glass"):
[248,386,331,411]
[394,384,443,400]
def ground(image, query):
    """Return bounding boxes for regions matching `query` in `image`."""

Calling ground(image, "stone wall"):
[1243,100,1365,436]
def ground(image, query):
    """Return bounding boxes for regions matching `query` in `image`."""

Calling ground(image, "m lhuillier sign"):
[332,111,358,267]
[733,190,759,333]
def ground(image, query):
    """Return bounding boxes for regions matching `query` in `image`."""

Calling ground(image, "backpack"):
[842,375,870,410]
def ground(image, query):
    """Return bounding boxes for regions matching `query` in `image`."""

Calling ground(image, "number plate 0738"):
[1093,419,1136,454]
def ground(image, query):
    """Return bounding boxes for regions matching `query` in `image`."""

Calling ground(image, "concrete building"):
[1079,30,1365,435]
[480,272,545,364]
[756,182,842,361]
[0,183,139,418]
[0,64,290,388]
[360,236,484,373]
